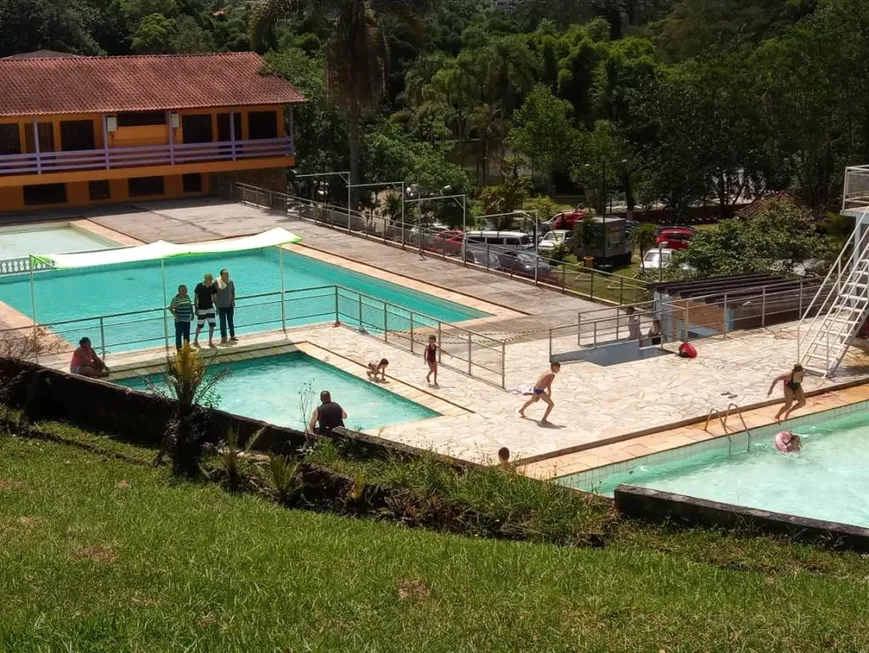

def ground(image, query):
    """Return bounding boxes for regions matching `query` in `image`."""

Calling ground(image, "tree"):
[629,222,657,260]
[507,84,579,194]
[171,15,215,54]
[0,0,102,57]
[251,0,431,198]
[672,198,832,277]
[478,157,529,227]
[130,13,175,54]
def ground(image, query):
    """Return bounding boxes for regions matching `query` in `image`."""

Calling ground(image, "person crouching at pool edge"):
[367,358,389,381]
[70,337,110,378]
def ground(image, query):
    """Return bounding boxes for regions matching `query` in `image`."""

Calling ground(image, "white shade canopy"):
[31,228,302,269]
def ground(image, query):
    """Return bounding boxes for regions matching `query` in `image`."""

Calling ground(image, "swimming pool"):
[0,222,117,259]
[561,403,869,529]
[0,248,486,351]
[116,351,439,431]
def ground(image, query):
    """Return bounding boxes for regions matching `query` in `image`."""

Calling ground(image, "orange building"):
[0,52,305,213]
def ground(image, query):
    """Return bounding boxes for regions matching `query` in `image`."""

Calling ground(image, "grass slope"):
[2,436,869,652]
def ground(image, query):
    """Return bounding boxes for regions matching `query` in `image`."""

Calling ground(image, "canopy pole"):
[29,259,37,358]
[279,246,287,334]
[161,259,170,354]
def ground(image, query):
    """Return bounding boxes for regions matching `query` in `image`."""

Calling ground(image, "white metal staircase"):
[798,208,869,376]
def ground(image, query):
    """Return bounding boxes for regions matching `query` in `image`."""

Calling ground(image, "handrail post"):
[410,312,415,353]
[561,263,566,293]
[619,275,624,305]
[548,329,553,361]
[501,340,506,389]
[99,316,106,360]
[438,322,443,363]
[722,293,728,338]
[590,269,595,300]
[761,286,767,327]
[280,288,287,333]
[383,302,388,342]
[467,332,472,375]
[593,321,597,348]
[358,293,363,329]
[334,286,339,323]
[577,311,581,347]
[684,302,690,341]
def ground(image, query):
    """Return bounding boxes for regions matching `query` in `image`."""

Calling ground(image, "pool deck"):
[6,197,869,469]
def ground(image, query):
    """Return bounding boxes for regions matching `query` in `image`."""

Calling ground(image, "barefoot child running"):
[519,362,560,424]
[424,334,438,386]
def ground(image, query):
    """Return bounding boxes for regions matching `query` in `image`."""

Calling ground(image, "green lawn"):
[3,433,869,652]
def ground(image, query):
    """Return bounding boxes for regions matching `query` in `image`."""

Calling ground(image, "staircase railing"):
[797,207,869,366]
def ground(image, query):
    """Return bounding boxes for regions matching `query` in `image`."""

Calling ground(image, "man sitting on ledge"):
[70,337,110,378]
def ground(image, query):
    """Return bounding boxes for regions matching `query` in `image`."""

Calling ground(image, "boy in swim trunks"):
[519,362,560,424]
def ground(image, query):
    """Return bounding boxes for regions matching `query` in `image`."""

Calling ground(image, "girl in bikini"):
[425,335,439,386]
[768,364,806,422]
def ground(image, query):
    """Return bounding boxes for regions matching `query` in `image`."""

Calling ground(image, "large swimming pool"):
[117,351,438,431]
[561,405,869,529]
[0,248,486,351]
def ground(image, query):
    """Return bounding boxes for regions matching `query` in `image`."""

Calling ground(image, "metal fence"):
[5,283,507,388]
[548,280,826,362]
[229,181,649,306]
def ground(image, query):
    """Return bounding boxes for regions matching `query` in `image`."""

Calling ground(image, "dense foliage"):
[2,0,868,216]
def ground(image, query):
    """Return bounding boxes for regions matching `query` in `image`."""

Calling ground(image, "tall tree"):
[508,84,578,194]
[0,0,102,56]
[251,0,430,195]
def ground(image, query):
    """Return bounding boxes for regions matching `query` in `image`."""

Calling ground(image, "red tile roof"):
[0,52,305,117]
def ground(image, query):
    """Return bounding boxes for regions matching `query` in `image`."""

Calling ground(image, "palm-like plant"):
[251,0,429,190]
[629,222,657,261]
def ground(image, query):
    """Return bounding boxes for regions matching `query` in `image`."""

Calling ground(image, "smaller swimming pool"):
[116,351,439,432]
[560,402,869,529]
[0,222,117,259]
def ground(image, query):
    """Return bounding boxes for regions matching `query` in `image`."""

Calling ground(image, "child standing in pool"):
[424,334,439,386]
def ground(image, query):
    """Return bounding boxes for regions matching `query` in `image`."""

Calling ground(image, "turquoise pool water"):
[564,409,869,528]
[0,248,485,351]
[0,224,115,259]
[117,351,438,431]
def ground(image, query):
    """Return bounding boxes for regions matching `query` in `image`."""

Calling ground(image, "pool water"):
[117,351,438,431]
[0,224,116,259]
[0,248,486,351]
[571,411,869,528]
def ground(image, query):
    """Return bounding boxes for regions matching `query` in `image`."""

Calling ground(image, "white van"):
[464,231,533,249]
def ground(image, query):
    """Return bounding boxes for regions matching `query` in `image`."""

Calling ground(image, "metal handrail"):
[725,402,752,452]
[704,408,734,457]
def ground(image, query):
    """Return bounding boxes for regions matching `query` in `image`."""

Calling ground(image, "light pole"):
[404,187,467,260]
[346,180,407,240]
[292,170,351,231]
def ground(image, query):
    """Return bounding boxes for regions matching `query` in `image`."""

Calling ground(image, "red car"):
[655,226,694,251]
[430,230,464,255]
[550,208,587,231]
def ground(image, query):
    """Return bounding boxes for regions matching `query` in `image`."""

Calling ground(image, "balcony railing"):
[0,136,294,177]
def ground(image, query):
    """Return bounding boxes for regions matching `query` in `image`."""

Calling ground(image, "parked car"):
[550,208,588,230]
[642,247,675,270]
[464,230,535,250]
[536,229,574,256]
[430,230,464,255]
[497,250,552,278]
[464,247,502,268]
[655,226,694,250]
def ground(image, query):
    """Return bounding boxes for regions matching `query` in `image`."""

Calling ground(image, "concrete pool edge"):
[517,377,869,479]
[614,484,869,553]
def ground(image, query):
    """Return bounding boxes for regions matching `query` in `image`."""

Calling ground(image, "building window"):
[248,111,278,140]
[182,173,202,193]
[181,114,213,144]
[89,180,111,201]
[128,176,165,197]
[0,124,20,155]
[60,120,96,151]
[117,111,166,127]
[23,183,67,206]
[217,113,243,142]
[24,122,55,153]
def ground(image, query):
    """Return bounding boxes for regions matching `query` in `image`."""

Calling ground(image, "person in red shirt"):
[70,337,110,378]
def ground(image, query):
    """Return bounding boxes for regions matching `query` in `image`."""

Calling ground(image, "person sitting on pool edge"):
[308,390,347,435]
[367,358,389,381]
[70,337,110,378]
